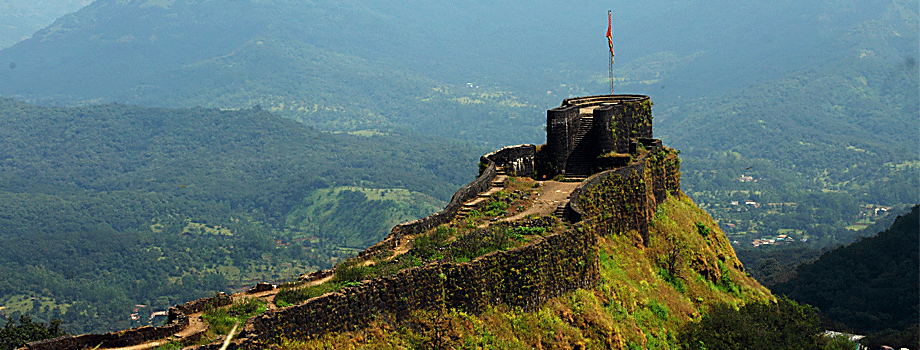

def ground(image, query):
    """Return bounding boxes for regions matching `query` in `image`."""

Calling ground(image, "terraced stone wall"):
[246,224,599,341]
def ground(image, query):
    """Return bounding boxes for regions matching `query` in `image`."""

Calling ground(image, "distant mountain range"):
[2,0,914,247]
[0,0,91,49]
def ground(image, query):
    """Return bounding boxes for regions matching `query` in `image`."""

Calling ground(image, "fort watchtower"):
[544,94,657,178]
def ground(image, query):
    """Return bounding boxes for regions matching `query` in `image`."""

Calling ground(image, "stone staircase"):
[457,169,507,219]
[553,199,570,219]
[564,115,594,178]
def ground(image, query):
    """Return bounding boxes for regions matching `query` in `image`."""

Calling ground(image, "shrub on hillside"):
[0,314,67,350]
[678,297,832,350]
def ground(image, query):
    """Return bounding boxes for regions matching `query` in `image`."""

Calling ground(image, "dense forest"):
[0,98,479,333]
[773,205,919,336]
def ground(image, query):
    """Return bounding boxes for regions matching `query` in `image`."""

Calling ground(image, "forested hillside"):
[1,0,915,248]
[0,98,478,333]
[0,0,90,49]
[773,205,919,335]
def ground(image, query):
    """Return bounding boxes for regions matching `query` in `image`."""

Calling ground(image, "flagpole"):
[610,50,614,95]
[607,10,615,95]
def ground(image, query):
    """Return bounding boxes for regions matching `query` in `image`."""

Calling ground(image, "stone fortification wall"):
[593,95,652,154]
[24,320,189,350]
[481,144,536,177]
[242,149,680,344]
[353,162,499,260]
[569,148,681,245]
[545,94,653,176]
[545,104,581,175]
[246,224,599,341]
[309,145,539,282]
[23,293,231,350]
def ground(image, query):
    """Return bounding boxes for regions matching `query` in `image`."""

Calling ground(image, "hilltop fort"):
[24,94,766,350]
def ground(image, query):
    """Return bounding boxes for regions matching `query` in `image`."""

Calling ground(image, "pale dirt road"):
[502,180,580,221]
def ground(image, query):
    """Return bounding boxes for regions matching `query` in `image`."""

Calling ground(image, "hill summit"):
[24,94,772,350]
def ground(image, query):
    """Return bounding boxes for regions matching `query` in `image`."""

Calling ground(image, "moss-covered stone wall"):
[544,94,654,177]
[243,148,680,343]
[24,293,231,350]
[569,148,681,245]
[247,225,599,341]
[352,162,499,261]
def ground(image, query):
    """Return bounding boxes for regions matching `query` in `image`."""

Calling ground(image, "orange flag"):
[607,11,615,60]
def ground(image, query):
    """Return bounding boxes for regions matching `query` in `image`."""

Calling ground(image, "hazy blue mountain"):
[0,0,90,49]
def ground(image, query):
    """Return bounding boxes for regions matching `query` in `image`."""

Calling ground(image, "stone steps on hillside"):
[456,174,507,219]
[553,200,570,219]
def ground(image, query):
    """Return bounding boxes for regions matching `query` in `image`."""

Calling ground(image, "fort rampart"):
[545,94,652,177]
[569,149,681,245]
[247,220,599,341]
[352,144,537,262]
[237,146,680,344]
[24,293,232,350]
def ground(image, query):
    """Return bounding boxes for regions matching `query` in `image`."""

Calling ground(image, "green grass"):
[274,282,347,308]
[274,192,776,350]
[201,298,266,335]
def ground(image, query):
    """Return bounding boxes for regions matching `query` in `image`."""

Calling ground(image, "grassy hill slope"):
[276,195,774,349]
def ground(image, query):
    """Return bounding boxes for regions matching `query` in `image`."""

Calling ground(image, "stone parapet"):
[21,293,231,350]
[245,222,599,341]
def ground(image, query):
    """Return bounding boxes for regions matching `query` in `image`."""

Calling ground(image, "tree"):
[0,314,68,350]
[679,297,831,350]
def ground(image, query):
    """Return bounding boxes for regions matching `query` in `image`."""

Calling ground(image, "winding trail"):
[99,275,336,350]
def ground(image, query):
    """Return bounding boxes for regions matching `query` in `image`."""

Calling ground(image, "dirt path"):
[105,313,208,350]
[101,281,319,350]
[502,180,580,222]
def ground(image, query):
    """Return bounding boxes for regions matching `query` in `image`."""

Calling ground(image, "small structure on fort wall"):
[543,94,657,178]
